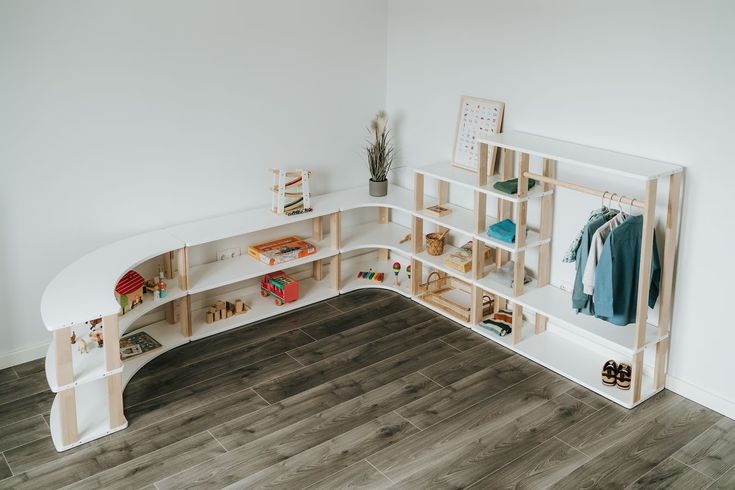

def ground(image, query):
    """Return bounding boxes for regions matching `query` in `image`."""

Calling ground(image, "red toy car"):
[260,271,299,306]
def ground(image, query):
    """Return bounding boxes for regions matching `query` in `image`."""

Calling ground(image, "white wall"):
[0,0,387,365]
[386,0,735,416]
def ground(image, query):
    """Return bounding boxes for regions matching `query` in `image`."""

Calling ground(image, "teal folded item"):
[488,219,525,243]
[493,178,537,195]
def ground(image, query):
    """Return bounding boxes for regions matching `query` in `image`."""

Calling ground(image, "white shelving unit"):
[41,132,683,451]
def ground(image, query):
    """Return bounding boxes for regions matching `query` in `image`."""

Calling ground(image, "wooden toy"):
[444,240,493,273]
[417,271,473,322]
[399,234,411,244]
[357,269,384,282]
[205,298,251,324]
[77,338,89,354]
[423,204,452,217]
[406,264,411,279]
[115,270,145,315]
[248,236,317,266]
[271,169,312,215]
[261,271,299,306]
[89,323,103,348]
[392,262,401,286]
[70,331,77,344]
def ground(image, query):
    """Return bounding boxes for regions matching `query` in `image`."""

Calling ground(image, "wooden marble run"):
[271,169,312,215]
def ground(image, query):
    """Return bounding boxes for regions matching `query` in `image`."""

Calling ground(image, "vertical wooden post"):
[162,251,175,280]
[512,302,523,345]
[53,327,74,388]
[512,154,529,297]
[474,191,487,236]
[410,258,422,296]
[631,179,658,402]
[312,216,324,280]
[654,172,682,389]
[176,247,189,291]
[58,389,79,446]
[535,158,555,334]
[106,373,126,429]
[411,216,424,255]
[477,142,489,187]
[472,238,485,282]
[378,207,390,261]
[102,315,121,372]
[330,212,341,290]
[179,295,192,337]
[436,180,449,234]
[470,286,483,325]
[496,149,513,268]
[414,173,424,211]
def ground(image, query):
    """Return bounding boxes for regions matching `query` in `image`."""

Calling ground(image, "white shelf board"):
[472,322,661,408]
[415,162,552,202]
[340,221,412,255]
[340,252,412,298]
[514,285,662,355]
[121,320,190,387]
[190,277,337,341]
[413,203,477,237]
[478,131,683,181]
[475,221,548,253]
[45,337,123,393]
[118,279,186,335]
[41,230,185,331]
[188,238,336,294]
[475,261,537,300]
[333,184,415,213]
[49,377,128,452]
[414,246,474,284]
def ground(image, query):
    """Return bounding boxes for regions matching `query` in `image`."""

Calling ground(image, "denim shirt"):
[593,215,661,326]
[571,214,609,314]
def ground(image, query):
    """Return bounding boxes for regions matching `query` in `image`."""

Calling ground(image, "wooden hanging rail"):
[524,172,646,209]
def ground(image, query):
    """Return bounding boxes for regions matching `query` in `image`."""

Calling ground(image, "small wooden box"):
[443,241,493,273]
[423,204,451,217]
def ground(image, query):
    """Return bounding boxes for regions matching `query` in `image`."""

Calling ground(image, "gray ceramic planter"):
[369,179,388,197]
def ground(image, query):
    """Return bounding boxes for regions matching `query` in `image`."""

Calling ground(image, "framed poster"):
[451,96,505,173]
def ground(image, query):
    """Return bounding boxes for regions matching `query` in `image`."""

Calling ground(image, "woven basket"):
[425,232,446,256]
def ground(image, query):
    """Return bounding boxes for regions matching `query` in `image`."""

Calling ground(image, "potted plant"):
[366,111,394,197]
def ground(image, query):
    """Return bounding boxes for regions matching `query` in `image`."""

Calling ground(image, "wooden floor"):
[0,290,733,489]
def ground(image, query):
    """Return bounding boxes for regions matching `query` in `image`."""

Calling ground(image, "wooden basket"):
[418,271,471,322]
[425,233,446,256]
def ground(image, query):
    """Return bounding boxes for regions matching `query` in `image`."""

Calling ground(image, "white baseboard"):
[666,375,735,420]
[0,342,49,370]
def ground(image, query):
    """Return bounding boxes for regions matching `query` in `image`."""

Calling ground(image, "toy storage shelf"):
[472,322,660,408]
[340,251,412,297]
[188,239,336,294]
[340,222,412,255]
[119,279,186,335]
[49,378,127,452]
[416,162,552,202]
[45,339,123,393]
[190,276,337,341]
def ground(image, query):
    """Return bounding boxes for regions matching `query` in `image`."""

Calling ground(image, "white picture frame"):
[451,95,505,173]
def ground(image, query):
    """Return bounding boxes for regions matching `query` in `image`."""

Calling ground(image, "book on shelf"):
[247,236,317,266]
[119,331,162,359]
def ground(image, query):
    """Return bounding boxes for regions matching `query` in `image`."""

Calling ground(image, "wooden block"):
[227,310,233,318]
[206,311,214,324]
[235,300,243,313]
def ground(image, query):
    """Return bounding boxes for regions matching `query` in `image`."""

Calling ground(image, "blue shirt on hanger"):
[593,215,661,326]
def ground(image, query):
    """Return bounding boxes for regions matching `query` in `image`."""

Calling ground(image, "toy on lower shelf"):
[205,298,251,324]
[480,309,513,337]
[392,262,401,286]
[357,269,384,282]
[260,271,299,306]
[115,270,145,315]
[444,240,494,273]
[119,331,162,359]
[248,236,317,266]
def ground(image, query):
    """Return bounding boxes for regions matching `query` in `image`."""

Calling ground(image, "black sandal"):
[617,363,632,390]
[601,360,617,386]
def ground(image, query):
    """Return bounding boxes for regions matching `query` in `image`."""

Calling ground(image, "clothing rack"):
[524,172,646,209]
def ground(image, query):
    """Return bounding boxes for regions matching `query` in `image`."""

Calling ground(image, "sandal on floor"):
[617,363,632,390]
[601,360,618,386]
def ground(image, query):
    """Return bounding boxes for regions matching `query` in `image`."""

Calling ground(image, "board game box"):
[119,331,162,360]
[248,236,317,266]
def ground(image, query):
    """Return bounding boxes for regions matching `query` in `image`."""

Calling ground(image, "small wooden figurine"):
[399,234,411,244]
[423,204,452,217]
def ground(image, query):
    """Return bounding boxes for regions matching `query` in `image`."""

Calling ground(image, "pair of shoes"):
[601,360,631,390]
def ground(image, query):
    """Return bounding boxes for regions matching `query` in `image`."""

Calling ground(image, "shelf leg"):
[472,238,485,281]
[436,180,449,234]
[414,173,424,211]
[631,179,658,403]
[410,258,422,296]
[176,247,189,291]
[58,389,79,446]
[654,172,682,389]
[162,251,175,280]
[329,212,341,291]
[378,207,390,261]
[53,327,74,389]
[477,142,489,187]
[411,216,424,254]
[474,191,487,236]
[312,216,324,280]
[102,315,121,372]
[496,149,513,267]
[179,295,192,337]
[512,302,523,345]
[330,254,341,290]
[106,373,125,429]
[471,285,483,325]
[512,153,529,298]
[535,158,555,334]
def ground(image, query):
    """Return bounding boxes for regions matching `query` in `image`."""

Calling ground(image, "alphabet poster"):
[452,96,504,173]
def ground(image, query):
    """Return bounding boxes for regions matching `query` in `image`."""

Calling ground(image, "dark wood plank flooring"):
[0,289,732,489]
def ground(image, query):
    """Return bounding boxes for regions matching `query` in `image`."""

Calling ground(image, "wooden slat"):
[411,216,424,254]
[477,142,489,186]
[414,172,424,211]
[472,238,484,281]
[162,251,174,280]
[512,302,523,345]
[58,389,79,446]
[312,216,324,280]
[102,315,121,372]
[497,149,513,267]
[176,247,189,291]
[330,212,341,250]
[378,207,390,260]
[535,158,555,334]
[330,255,341,290]
[53,327,74,388]
[179,295,192,337]
[654,339,669,390]
[470,286,483,324]
[474,191,486,235]
[410,258,422,296]
[106,373,125,429]
[437,181,449,205]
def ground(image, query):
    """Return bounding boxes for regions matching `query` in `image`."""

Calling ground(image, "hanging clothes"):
[571,210,619,315]
[582,212,627,295]
[593,215,661,326]
[562,207,613,263]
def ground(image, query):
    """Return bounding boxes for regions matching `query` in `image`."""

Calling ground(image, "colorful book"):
[248,236,317,266]
[119,331,162,360]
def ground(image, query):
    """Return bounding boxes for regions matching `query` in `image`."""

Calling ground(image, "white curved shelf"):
[121,321,190,386]
[340,251,412,297]
[41,230,185,331]
[415,162,553,202]
[118,279,186,335]
[45,338,123,393]
[340,222,412,255]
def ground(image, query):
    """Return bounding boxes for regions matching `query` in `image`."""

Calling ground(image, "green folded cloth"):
[493,178,537,195]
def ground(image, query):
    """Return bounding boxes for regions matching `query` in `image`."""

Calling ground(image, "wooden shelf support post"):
[106,373,126,429]
[410,258,422,297]
[312,216,324,280]
[654,172,683,389]
[179,295,192,337]
[497,149,514,267]
[164,250,176,323]
[470,239,486,325]
[414,172,424,211]
[176,247,189,291]
[378,207,390,261]
[535,158,555,334]
[330,212,341,290]
[102,315,121,372]
[631,179,658,402]
[53,326,79,446]
[58,390,79,446]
